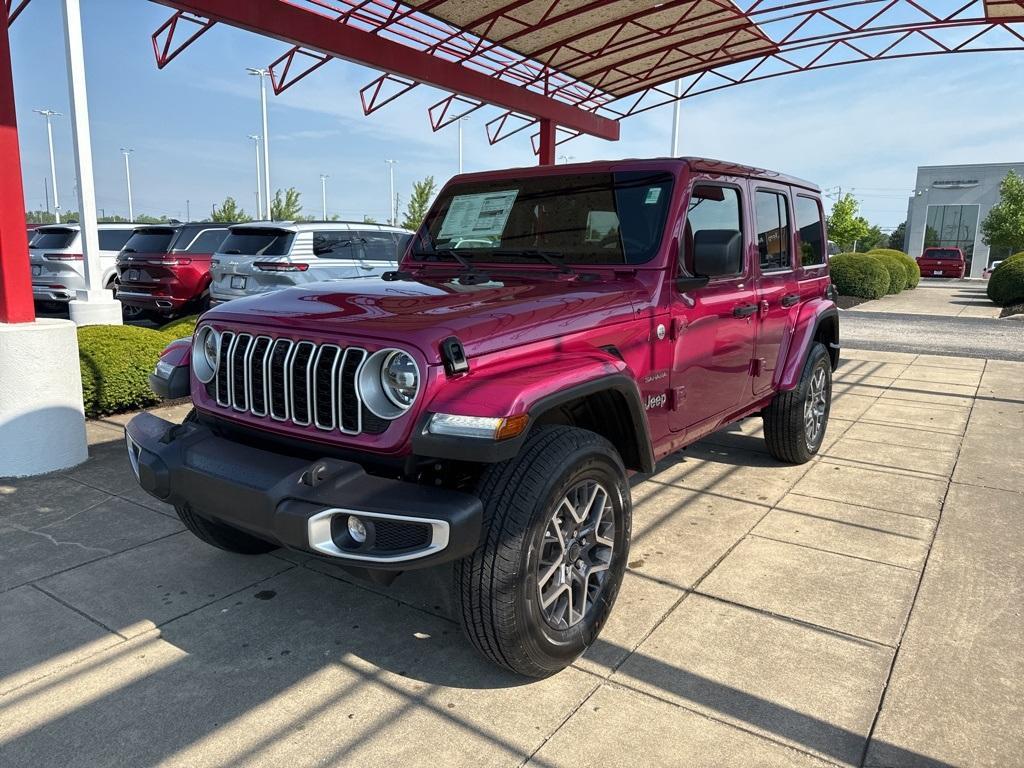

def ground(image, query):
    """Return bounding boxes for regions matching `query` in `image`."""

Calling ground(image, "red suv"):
[116,223,233,319]
[126,158,839,676]
[917,247,966,278]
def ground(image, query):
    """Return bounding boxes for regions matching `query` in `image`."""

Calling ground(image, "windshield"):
[218,229,294,256]
[30,228,78,250]
[123,228,176,253]
[415,171,674,265]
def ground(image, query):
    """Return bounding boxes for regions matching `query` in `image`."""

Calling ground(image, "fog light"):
[347,515,367,544]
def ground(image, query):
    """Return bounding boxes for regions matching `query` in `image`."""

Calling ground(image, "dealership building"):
[904,161,1024,278]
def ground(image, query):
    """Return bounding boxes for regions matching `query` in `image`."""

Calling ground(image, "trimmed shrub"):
[868,248,920,289]
[866,251,908,293]
[829,253,890,299]
[1003,251,1024,266]
[160,314,199,339]
[987,257,1024,306]
[78,325,174,416]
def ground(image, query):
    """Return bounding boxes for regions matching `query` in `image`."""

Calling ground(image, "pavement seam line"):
[0,530,187,596]
[782,492,941,522]
[745,533,924,573]
[29,582,129,640]
[856,356,987,768]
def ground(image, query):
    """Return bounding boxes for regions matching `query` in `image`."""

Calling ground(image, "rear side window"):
[219,229,294,256]
[98,229,134,251]
[682,184,744,277]
[795,196,825,267]
[31,229,77,250]
[756,191,792,271]
[176,228,229,254]
[123,229,176,253]
[313,230,401,261]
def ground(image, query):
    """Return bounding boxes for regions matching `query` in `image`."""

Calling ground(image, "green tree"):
[888,221,907,251]
[401,176,436,230]
[362,215,378,224]
[211,196,250,223]
[981,170,1024,254]
[134,214,171,224]
[270,187,303,220]
[826,193,870,252]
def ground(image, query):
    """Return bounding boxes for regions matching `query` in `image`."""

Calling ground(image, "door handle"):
[732,304,758,318]
[781,293,800,307]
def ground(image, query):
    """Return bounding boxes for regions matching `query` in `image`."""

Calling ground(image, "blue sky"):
[10,0,1024,228]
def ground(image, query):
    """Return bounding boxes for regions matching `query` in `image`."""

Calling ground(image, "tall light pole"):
[670,79,681,157]
[457,117,468,174]
[120,147,134,222]
[248,133,262,217]
[385,159,397,225]
[246,67,272,219]
[34,109,62,223]
[320,174,329,220]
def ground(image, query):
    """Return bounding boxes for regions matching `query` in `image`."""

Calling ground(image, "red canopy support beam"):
[537,118,556,165]
[0,3,34,324]
[151,0,619,141]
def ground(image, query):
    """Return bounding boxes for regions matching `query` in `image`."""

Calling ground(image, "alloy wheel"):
[804,364,828,449]
[536,479,615,630]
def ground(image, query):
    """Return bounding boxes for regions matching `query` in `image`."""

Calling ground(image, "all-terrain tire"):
[454,426,631,678]
[175,505,279,554]
[763,342,832,464]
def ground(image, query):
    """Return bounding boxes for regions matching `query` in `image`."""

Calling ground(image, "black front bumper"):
[124,412,482,569]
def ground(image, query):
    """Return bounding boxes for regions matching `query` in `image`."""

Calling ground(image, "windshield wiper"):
[491,249,574,274]
[412,247,491,283]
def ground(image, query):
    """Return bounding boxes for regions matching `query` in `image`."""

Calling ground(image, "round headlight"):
[192,326,220,384]
[357,348,420,419]
[381,350,419,408]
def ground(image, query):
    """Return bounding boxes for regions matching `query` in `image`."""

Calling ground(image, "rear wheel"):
[763,342,832,464]
[454,426,631,677]
[175,505,278,554]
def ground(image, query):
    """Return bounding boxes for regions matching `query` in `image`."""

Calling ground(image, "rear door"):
[751,185,799,396]
[670,179,758,434]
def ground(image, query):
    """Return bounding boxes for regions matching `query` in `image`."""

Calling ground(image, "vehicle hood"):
[205,271,657,362]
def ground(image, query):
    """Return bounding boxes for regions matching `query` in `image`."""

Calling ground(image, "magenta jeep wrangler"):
[126,158,838,677]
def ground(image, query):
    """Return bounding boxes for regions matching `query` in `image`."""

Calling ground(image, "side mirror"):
[676,275,710,292]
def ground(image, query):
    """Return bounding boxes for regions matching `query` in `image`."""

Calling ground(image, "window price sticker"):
[439,190,519,241]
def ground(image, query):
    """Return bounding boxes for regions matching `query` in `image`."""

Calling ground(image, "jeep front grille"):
[213,331,380,435]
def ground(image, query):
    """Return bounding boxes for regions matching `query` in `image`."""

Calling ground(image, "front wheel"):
[454,426,631,678]
[763,342,832,463]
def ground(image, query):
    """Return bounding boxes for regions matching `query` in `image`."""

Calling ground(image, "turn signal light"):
[495,414,530,440]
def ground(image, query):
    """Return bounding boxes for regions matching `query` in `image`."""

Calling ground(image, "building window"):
[924,204,979,272]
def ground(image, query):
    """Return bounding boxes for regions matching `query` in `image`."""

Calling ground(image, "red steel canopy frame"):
[2,0,1024,322]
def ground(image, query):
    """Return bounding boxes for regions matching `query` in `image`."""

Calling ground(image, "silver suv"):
[30,223,137,305]
[209,221,412,304]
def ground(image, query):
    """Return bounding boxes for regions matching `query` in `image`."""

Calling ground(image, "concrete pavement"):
[1,351,1022,767]
[851,279,1001,318]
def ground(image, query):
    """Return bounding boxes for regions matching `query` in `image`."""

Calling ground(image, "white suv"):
[209,221,412,304]
[30,223,137,307]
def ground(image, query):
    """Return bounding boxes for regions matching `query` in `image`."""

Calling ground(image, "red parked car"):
[127,158,838,676]
[917,247,966,278]
[116,223,233,319]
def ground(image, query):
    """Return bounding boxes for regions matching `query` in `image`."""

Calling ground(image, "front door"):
[751,186,799,396]
[670,181,757,434]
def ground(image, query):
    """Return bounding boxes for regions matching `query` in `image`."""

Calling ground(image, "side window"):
[183,229,229,254]
[313,231,399,260]
[682,184,744,277]
[98,229,133,251]
[755,191,792,271]
[796,196,825,267]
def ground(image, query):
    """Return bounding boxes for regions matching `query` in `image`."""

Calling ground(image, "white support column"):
[670,80,681,157]
[61,0,121,326]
